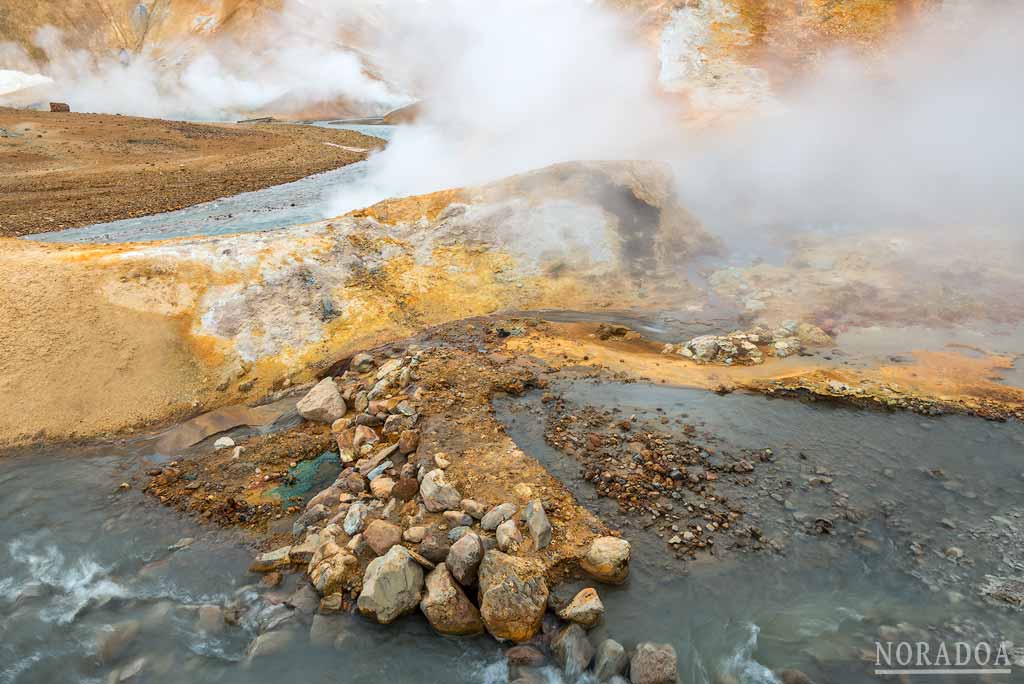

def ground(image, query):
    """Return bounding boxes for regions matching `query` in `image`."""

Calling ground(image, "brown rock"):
[557,587,604,627]
[580,536,631,585]
[398,429,420,455]
[391,478,419,501]
[364,520,403,556]
[477,551,548,642]
[420,563,484,636]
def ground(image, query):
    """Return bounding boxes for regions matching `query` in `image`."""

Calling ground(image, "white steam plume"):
[0,9,409,120]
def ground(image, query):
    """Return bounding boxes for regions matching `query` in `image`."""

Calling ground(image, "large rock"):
[630,642,679,684]
[557,587,604,628]
[552,623,595,682]
[580,536,631,584]
[297,377,347,423]
[477,551,549,642]
[594,638,628,681]
[357,546,425,624]
[446,533,484,586]
[420,469,462,512]
[419,563,484,636]
[363,520,402,556]
[524,499,552,549]
[307,542,361,596]
[343,502,370,535]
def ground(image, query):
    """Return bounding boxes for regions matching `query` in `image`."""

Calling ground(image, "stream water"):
[29,123,394,244]
[4,383,1022,683]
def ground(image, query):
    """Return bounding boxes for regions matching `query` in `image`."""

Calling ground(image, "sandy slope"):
[0,108,383,237]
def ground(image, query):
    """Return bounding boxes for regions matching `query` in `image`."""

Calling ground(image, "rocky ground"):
[0,107,383,237]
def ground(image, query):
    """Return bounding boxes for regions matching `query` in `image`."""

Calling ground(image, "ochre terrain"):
[0,107,382,236]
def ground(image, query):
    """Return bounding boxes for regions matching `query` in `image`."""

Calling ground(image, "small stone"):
[594,639,628,681]
[448,526,471,542]
[245,629,294,660]
[309,614,346,646]
[404,526,427,543]
[552,623,595,681]
[351,352,375,373]
[398,430,420,455]
[420,469,462,512]
[419,526,452,564]
[481,503,517,531]
[630,642,678,684]
[447,533,484,586]
[434,453,451,469]
[391,478,419,501]
[364,520,403,555]
[249,546,292,572]
[580,536,631,585]
[496,519,523,552]
[98,620,141,663]
[461,499,486,519]
[353,425,380,450]
[343,502,370,536]
[443,510,473,527]
[214,436,235,450]
[557,587,604,628]
[370,477,395,499]
[506,644,546,667]
[524,499,552,549]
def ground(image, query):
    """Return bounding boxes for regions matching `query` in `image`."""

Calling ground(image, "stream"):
[3,382,1022,683]
[29,123,394,244]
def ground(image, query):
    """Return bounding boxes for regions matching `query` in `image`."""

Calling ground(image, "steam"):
[673,3,1024,234]
[0,9,409,120]
[327,0,683,213]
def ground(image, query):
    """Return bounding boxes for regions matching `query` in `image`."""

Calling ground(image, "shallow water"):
[495,382,1024,683]
[0,437,505,684]
[29,124,395,244]
[4,383,1023,683]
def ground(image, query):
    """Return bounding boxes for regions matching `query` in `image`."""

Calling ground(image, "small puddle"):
[266,450,342,505]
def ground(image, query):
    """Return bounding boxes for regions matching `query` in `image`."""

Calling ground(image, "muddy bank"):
[0,108,383,237]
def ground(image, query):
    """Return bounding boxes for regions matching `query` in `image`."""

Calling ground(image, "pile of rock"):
[250,347,645,650]
[662,321,831,365]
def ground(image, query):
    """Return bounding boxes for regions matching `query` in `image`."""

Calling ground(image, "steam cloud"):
[0,7,409,120]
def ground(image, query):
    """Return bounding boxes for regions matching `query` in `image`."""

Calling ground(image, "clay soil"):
[0,107,384,237]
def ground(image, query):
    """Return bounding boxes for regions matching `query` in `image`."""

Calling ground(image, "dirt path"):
[0,108,384,237]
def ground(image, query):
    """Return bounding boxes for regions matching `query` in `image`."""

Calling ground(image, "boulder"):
[506,644,546,667]
[420,469,462,512]
[447,533,484,586]
[307,542,360,596]
[357,546,425,624]
[297,377,347,423]
[524,499,552,549]
[481,503,517,531]
[630,642,679,684]
[364,520,403,555]
[496,519,523,552]
[419,563,484,636]
[594,638,628,681]
[580,536,631,584]
[552,623,595,682]
[477,551,548,642]
[557,587,604,628]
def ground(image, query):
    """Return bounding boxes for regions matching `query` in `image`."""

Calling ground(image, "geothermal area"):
[2,1,1023,683]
